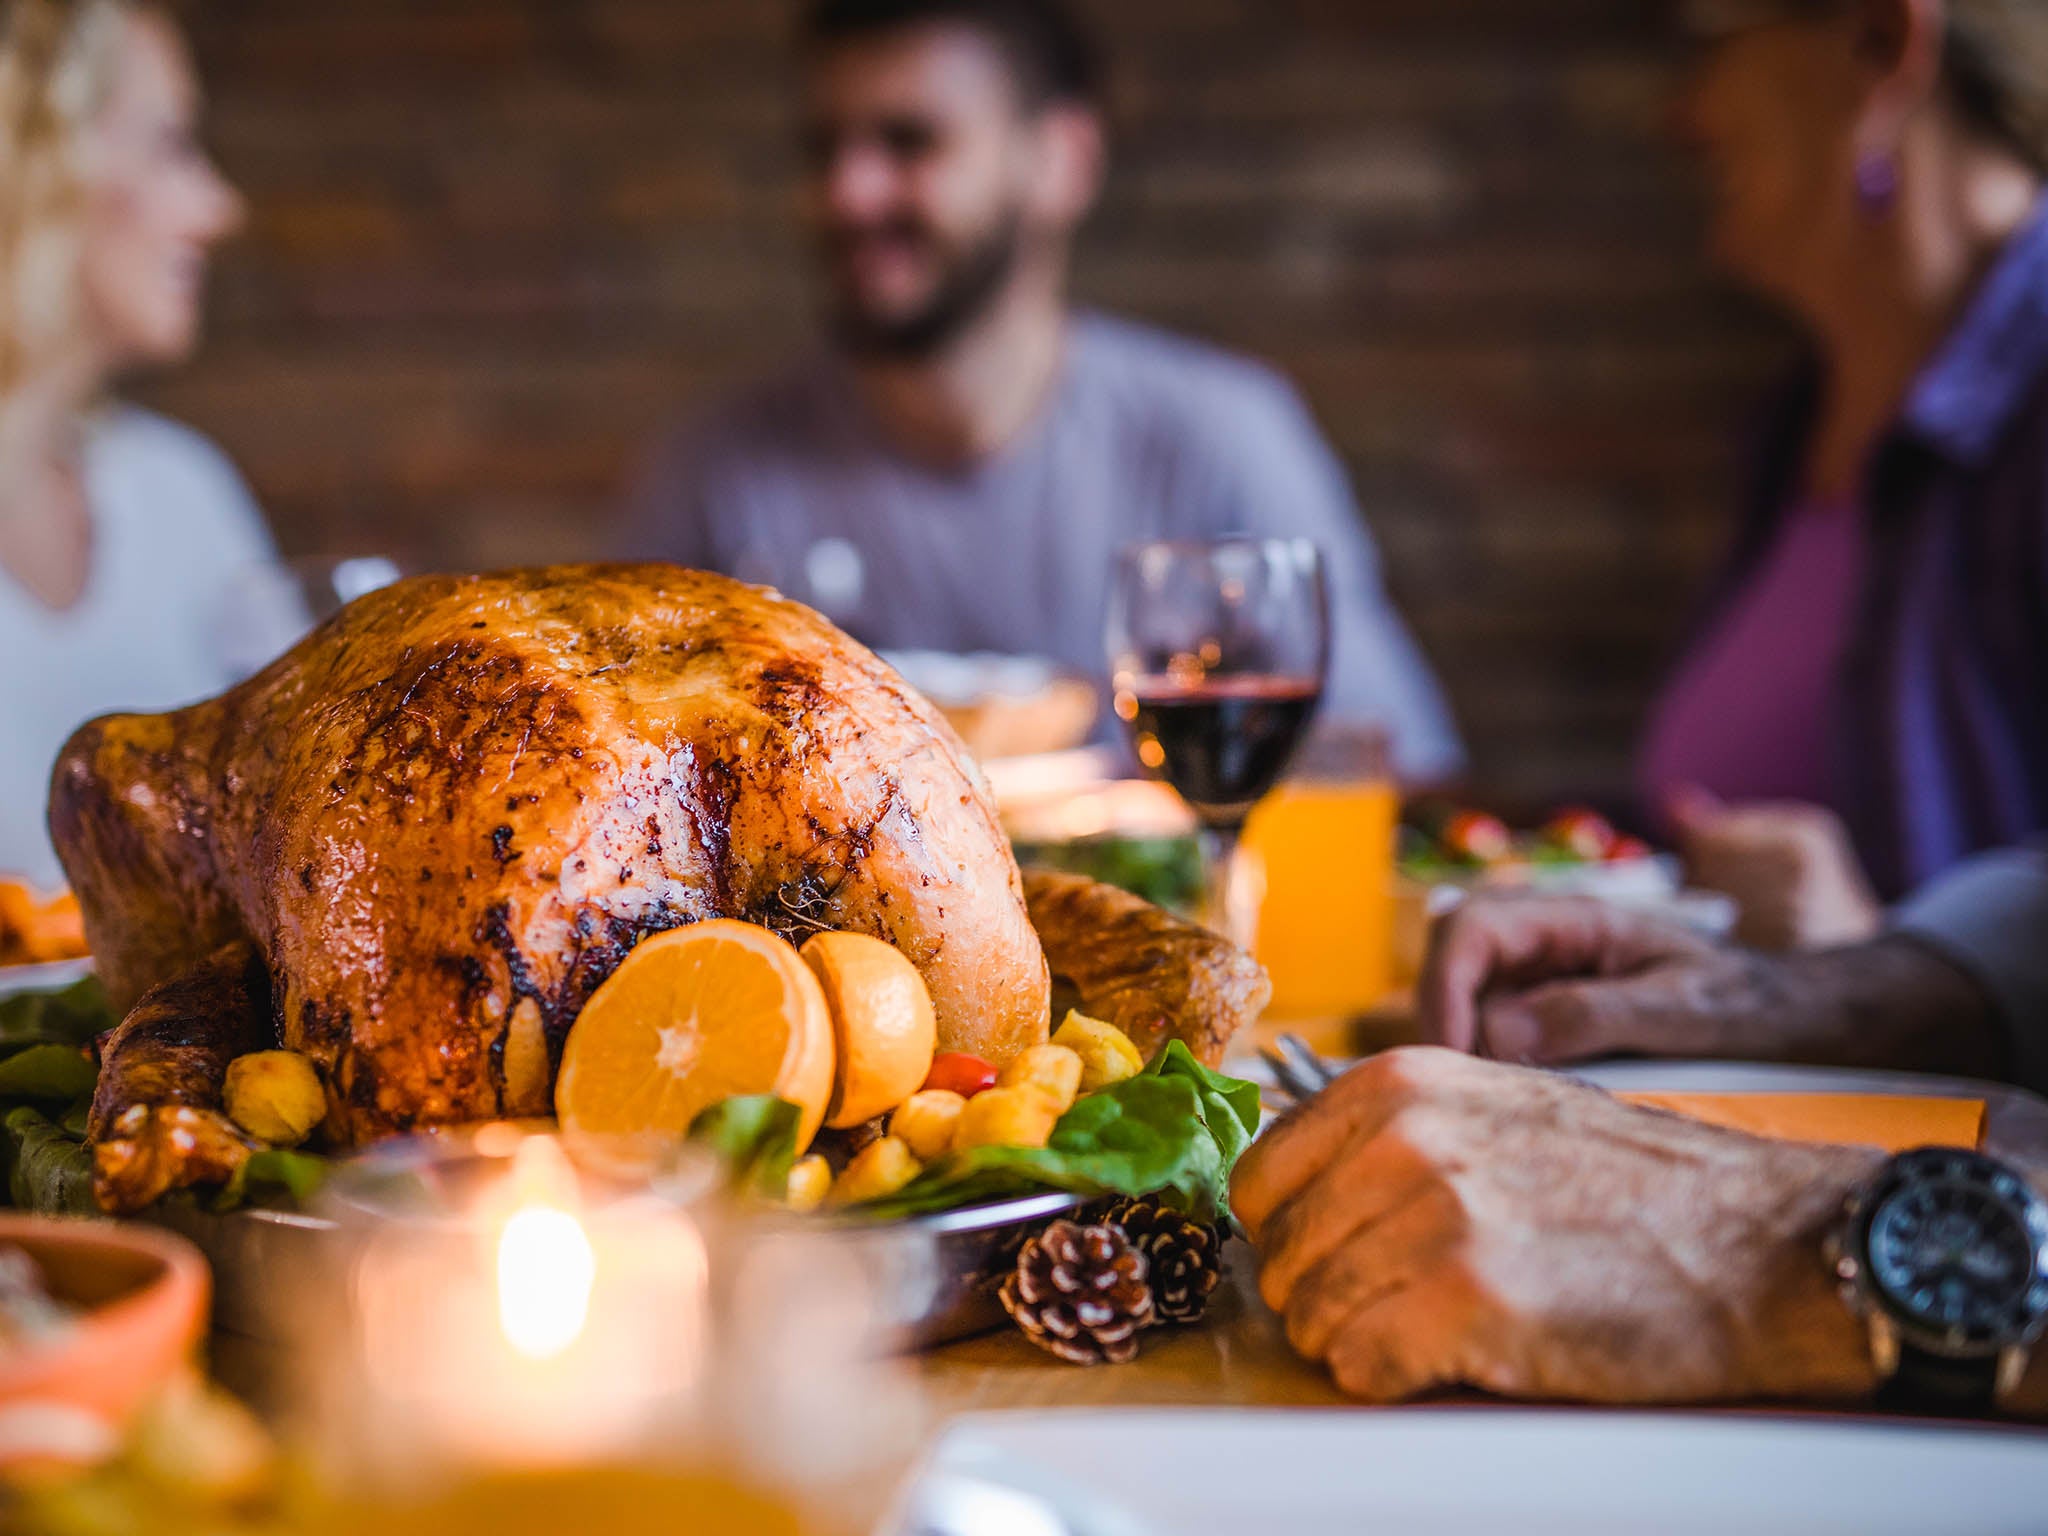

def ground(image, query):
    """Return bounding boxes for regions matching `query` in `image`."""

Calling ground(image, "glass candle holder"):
[280,1125,927,1536]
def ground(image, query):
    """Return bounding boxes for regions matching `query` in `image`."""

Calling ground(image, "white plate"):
[880,650,1064,705]
[1235,1055,2021,1108]
[0,958,92,1000]
[1570,1059,2010,1100]
[911,1408,2048,1536]
[889,1452,1150,1536]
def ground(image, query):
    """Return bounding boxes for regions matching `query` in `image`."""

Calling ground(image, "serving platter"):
[0,958,92,1001]
[154,1182,1084,1354]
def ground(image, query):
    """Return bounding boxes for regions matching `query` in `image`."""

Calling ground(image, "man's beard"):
[826,210,1026,361]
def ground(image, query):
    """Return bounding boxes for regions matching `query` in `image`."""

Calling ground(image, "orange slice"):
[555,921,836,1154]
[0,884,87,963]
[800,932,938,1129]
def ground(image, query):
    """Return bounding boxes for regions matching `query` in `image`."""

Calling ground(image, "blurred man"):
[621,0,1463,783]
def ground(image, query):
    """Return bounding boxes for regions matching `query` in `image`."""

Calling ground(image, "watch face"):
[1863,1152,2048,1354]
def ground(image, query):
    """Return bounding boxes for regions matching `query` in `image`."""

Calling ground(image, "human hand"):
[1418,893,2007,1077]
[1418,892,1744,1064]
[1231,1047,1880,1404]
[1670,791,1881,952]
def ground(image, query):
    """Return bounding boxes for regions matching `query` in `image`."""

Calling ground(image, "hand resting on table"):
[1232,1048,1885,1405]
[1414,893,2006,1080]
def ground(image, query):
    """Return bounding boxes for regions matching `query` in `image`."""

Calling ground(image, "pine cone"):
[1000,1219,1155,1364]
[1100,1197,1225,1326]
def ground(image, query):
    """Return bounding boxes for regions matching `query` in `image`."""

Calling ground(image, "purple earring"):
[1855,151,1899,217]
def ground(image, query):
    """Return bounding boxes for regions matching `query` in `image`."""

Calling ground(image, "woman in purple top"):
[1639,0,2048,948]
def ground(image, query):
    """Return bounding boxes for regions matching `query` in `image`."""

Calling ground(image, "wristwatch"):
[1828,1147,2048,1414]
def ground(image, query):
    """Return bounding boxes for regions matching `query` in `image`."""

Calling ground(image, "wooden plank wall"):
[146,0,1794,808]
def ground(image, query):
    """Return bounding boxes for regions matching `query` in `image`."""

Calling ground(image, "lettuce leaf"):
[689,1095,803,1199]
[0,981,340,1216]
[1149,1040,1262,1159]
[4,1107,96,1215]
[0,977,116,1052]
[0,984,114,1214]
[0,1043,98,1103]
[853,1041,1260,1222]
[209,1148,332,1213]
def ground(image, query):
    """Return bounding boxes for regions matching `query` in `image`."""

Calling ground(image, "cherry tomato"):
[1543,807,1616,863]
[923,1052,998,1098]
[1606,834,1654,864]
[1444,810,1515,866]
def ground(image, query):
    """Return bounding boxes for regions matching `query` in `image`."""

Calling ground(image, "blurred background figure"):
[1639,0,2048,947]
[618,0,1465,786]
[108,2,1856,832]
[1416,834,2048,1092]
[0,0,266,887]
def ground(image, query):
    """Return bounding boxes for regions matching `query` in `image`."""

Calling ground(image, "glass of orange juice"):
[1241,728,1400,1020]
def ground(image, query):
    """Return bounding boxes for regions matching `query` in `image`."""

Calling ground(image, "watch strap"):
[1875,1341,2001,1416]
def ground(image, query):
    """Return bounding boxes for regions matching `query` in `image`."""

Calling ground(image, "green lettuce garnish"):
[4,1107,96,1215]
[854,1041,1260,1222]
[0,977,115,1051]
[0,978,337,1216]
[0,981,115,1214]
[681,1043,1260,1222]
[689,1094,805,1200]
[209,1148,332,1213]
[0,1043,98,1103]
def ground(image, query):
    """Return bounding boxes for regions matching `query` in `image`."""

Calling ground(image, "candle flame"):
[497,1202,595,1361]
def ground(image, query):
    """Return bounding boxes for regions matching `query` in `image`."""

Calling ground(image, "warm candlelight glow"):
[328,1133,723,1474]
[497,1203,595,1361]
[301,1128,916,1528]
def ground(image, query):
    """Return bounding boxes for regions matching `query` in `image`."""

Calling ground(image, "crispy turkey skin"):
[1023,869,1271,1066]
[57,565,1055,1210]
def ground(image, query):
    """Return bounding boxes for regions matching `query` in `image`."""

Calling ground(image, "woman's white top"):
[0,406,274,889]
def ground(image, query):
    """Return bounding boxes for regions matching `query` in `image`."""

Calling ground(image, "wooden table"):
[206,1042,2048,1424]
[916,1041,2048,1417]
[919,1245,1341,1417]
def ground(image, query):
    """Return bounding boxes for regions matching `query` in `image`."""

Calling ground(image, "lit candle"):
[496,1206,594,1362]
[289,1126,928,1536]
[311,1130,713,1476]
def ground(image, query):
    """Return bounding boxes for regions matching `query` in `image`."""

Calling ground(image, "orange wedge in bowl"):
[800,932,938,1129]
[555,921,836,1154]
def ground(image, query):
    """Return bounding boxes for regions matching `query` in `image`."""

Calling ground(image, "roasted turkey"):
[51,565,1266,1215]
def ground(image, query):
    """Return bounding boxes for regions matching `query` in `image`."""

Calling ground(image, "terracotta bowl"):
[0,1215,210,1473]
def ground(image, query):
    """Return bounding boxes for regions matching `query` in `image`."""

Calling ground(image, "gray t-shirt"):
[1896,843,2048,1095]
[620,313,1464,782]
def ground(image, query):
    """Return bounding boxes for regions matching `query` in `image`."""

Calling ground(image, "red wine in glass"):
[1107,538,1331,946]
[1127,675,1324,828]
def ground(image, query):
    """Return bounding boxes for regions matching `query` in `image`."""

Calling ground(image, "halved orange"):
[555,921,836,1154]
[800,932,938,1129]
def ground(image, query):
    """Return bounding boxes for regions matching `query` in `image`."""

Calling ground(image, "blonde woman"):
[0,0,268,888]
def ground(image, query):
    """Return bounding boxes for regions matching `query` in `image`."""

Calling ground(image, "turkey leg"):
[88,942,274,1214]
[1024,870,1271,1067]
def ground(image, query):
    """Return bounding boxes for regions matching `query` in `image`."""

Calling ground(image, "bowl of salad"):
[1393,806,1737,982]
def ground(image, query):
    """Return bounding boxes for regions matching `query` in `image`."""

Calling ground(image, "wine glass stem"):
[1199,821,1259,952]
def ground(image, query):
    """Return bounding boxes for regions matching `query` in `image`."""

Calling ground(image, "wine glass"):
[1106,538,1330,947]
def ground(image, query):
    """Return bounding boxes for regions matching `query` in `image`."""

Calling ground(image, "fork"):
[1258,1032,1345,1108]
